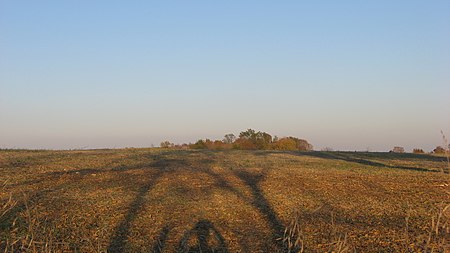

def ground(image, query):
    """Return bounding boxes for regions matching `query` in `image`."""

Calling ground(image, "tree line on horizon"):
[160,129,313,151]
[160,129,449,154]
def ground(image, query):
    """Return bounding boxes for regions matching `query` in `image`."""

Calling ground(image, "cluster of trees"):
[412,148,425,154]
[160,141,174,148]
[161,130,448,154]
[396,146,449,154]
[433,146,448,154]
[188,129,313,151]
[390,146,405,153]
[160,141,189,149]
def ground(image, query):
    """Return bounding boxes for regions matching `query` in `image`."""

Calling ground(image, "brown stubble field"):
[0,149,449,252]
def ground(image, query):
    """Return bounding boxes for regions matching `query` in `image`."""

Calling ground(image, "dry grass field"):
[0,149,449,252]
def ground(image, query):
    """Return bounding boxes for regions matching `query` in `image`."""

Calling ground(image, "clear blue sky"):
[1,1,449,151]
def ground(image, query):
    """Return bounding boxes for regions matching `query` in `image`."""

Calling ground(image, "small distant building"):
[390,146,405,153]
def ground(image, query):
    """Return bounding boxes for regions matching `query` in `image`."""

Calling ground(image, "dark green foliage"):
[237,129,272,150]
[223,134,236,144]
[272,137,313,151]
[190,140,208,149]
[188,129,312,151]
[239,129,256,139]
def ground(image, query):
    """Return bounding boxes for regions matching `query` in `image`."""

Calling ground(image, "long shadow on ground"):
[303,152,438,172]
[233,169,286,251]
[254,151,439,173]
[107,154,195,253]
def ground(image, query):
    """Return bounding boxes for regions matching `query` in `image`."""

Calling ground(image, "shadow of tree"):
[107,170,164,252]
[302,152,436,172]
[253,150,444,172]
[341,152,447,162]
[233,169,286,251]
[276,150,446,162]
[107,155,193,253]
[251,150,439,173]
[196,166,248,201]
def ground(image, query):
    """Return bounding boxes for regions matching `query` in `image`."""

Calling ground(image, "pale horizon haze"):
[1,1,449,151]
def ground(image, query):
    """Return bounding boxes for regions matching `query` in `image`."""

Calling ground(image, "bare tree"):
[223,134,236,144]
[160,141,174,148]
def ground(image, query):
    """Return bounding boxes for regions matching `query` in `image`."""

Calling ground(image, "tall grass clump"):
[280,208,351,253]
[1,188,108,253]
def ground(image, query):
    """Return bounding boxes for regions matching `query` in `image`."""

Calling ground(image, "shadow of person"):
[151,225,171,253]
[178,220,228,253]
